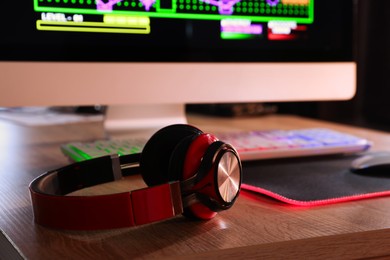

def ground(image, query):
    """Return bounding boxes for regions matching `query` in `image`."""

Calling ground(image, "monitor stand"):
[104,104,187,139]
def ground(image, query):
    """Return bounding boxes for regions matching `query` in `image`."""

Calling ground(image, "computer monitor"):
[0,0,355,133]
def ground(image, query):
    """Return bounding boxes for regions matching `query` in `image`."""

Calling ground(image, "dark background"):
[275,0,390,132]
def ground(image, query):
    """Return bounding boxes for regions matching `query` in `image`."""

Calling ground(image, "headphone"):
[29,124,242,230]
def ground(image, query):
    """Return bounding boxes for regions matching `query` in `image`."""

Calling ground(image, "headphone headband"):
[29,125,242,230]
[29,154,184,230]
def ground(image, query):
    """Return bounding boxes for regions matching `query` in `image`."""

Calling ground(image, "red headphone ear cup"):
[181,133,219,220]
[140,124,203,186]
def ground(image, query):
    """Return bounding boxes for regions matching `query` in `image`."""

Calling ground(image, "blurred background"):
[189,0,390,132]
[274,0,390,131]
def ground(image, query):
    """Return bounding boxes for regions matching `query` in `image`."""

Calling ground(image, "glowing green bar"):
[33,0,314,24]
[36,20,151,34]
[221,32,256,40]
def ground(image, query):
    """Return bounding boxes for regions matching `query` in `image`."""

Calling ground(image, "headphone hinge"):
[110,154,123,181]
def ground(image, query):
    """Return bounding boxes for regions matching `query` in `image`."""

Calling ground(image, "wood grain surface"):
[1,114,390,259]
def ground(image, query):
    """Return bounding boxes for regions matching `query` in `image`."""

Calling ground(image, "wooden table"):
[1,114,390,259]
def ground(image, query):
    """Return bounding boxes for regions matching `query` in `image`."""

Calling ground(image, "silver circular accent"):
[217,151,241,203]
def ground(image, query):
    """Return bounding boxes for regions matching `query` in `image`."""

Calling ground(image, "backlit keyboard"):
[61,128,371,162]
[216,128,371,161]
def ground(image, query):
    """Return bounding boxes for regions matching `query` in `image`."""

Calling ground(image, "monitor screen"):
[0,0,356,130]
[3,1,352,61]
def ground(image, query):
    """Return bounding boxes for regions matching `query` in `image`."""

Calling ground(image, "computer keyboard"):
[61,128,371,162]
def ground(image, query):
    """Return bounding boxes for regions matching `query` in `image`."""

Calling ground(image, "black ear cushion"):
[168,134,200,182]
[140,124,203,186]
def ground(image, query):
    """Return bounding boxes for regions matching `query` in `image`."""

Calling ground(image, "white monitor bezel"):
[0,61,356,107]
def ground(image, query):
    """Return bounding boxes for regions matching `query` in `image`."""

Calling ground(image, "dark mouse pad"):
[241,153,390,206]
